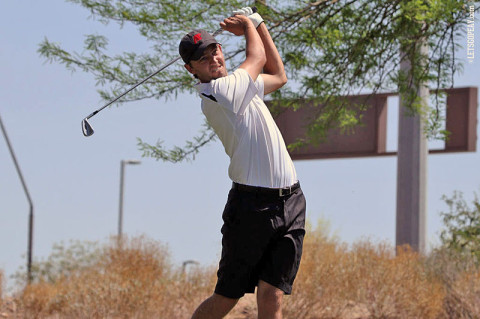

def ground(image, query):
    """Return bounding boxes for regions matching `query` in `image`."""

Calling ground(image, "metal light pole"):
[182,260,200,274]
[118,159,141,241]
[0,112,34,283]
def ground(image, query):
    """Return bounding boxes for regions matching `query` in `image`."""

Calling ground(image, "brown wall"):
[271,87,477,160]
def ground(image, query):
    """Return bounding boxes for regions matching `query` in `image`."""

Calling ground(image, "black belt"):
[232,182,300,197]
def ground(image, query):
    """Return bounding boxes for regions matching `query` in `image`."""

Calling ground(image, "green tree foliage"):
[14,240,101,286]
[440,190,480,264]
[38,0,477,162]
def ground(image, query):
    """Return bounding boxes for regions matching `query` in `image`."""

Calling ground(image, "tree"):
[38,0,477,162]
[440,190,480,263]
[14,240,101,285]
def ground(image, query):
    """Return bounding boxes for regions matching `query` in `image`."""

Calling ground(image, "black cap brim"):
[189,39,218,62]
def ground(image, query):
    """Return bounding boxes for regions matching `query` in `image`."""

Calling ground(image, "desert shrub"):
[14,239,101,286]
[427,247,480,319]
[283,220,349,318]
[18,235,217,319]
[443,269,480,318]
[11,220,480,318]
[432,189,480,318]
[440,190,480,264]
[168,263,218,317]
[284,221,445,319]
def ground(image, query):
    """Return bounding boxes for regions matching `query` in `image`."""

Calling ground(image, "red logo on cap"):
[193,33,202,44]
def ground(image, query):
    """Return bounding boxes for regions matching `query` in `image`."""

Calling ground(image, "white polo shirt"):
[196,68,297,188]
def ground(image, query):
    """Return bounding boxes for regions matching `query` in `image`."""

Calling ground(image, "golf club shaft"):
[84,28,225,120]
[85,55,179,120]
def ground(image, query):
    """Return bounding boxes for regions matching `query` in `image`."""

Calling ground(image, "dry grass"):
[443,270,480,318]
[284,230,445,319]
[15,236,216,318]
[1,223,479,318]
[426,247,480,319]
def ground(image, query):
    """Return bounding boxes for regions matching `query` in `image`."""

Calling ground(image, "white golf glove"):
[232,7,264,28]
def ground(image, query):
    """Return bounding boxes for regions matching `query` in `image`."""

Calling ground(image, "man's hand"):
[232,7,264,29]
[220,12,266,81]
[220,15,254,36]
[233,9,286,95]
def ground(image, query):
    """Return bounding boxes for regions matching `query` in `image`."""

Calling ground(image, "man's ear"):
[184,63,195,75]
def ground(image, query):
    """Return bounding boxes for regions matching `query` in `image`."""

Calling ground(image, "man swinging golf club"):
[179,7,306,319]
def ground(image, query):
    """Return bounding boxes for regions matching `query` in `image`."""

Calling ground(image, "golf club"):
[81,54,182,137]
[81,7,257,137]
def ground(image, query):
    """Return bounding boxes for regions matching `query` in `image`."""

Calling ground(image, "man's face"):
[185,44,227,82]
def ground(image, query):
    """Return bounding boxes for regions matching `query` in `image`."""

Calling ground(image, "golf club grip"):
[213,6,259,36]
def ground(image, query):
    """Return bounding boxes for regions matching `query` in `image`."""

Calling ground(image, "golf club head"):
[82,118,94,137]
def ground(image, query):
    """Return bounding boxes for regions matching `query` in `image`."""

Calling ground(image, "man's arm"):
[256,22,288,95]
[220,15,266,81]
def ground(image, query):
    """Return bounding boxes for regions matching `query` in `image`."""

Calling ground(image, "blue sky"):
[1,1,479,289]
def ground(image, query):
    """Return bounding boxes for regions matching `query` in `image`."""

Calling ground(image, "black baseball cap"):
[179,29,218,64]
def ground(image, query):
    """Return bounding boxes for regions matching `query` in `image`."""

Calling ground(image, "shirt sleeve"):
[256,74,265,101]
[206,68,259,115]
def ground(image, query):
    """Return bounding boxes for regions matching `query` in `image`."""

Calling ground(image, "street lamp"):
[118,159,141,241]
[182,260,200,274]
[0,113,34,283]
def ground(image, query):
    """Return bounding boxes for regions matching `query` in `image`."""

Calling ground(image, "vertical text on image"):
[467,4,475,63]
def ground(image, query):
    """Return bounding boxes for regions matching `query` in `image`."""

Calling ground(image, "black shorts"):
[214,182,306,299]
